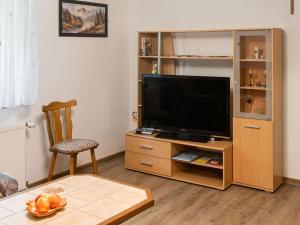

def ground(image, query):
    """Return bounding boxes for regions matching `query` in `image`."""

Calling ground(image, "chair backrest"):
[42,100,77,147]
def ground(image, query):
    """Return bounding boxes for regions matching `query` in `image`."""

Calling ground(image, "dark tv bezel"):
[141,74,231,138]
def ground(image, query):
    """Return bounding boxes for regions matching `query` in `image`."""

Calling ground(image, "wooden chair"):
[42,100,99,181]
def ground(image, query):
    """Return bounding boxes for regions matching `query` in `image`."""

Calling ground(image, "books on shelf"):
[193,152,223,168]
[172,150,202,162]
[172,149,223,169]
[141,37,152,56]
[207,158,223,167]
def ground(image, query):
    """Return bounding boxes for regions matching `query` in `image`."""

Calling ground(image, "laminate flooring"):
[80,154,300,225]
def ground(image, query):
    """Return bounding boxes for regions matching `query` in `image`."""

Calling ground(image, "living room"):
[0,0,299,224]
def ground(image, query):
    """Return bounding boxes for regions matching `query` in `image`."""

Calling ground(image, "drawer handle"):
[140,160,153,167]
[244,125,261,129]
[139,144,153,150]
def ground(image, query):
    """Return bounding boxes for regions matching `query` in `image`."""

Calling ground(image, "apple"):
[35,193,50,203]
[35,194,42,203]
[35,196,50,213]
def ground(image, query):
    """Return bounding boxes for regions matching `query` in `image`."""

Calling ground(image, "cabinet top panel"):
[138,28,282,34]
[126,131,232,152]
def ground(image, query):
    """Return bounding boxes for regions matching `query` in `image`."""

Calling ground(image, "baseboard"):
[283,177,300,187]
[27,153,300,189]
[27,151,125,188]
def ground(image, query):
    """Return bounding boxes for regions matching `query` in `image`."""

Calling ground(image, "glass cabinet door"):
[234,30,272,120]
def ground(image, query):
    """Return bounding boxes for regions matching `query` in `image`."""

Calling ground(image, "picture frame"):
[59,0,108,37]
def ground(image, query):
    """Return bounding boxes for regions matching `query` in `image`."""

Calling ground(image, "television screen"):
[142,75,231,138]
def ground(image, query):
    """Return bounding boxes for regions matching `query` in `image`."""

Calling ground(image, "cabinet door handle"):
[244,125,261,129]
[140,160,153,167]
[139,144,153,150]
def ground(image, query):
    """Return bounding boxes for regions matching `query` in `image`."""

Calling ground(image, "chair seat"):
[50,139,99,154]
[0,172,18,198]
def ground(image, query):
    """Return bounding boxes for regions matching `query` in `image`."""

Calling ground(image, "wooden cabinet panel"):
[233,117,273,190]
[125,151,171,176]
[125,136,171,159]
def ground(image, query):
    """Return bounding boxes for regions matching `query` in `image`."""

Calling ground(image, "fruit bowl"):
[27,196,67,218]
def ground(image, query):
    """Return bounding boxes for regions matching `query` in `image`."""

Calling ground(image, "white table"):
[0,175,153,225]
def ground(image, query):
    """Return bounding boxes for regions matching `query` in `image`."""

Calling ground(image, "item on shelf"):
[207,158,223,167]
[246,95,253,104]
[141,37,152,56]
[152,61,158,74]
[135,127,155,135]
[253,73,258,86]
[172,150,202,162]
[248,70,253,86]
[193,152,222,166]
[262,70,267,87]
[256,81,262,87]
[255,108,262,114]
[253,47,264,59]
[254,46,259,59]
[245,94,254,112]
[260,50,264,59]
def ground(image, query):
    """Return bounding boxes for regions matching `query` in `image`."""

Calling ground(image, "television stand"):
[125,131,233,190]
[156,131,210,143]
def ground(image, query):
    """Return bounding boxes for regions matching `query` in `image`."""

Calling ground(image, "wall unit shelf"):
[172,158,223,170]
[127,28,283,192]
[160,56,233,61]
[238,59,271,62]
[239,86,269,91]
[138,56,158,59]
[172,168,223,189]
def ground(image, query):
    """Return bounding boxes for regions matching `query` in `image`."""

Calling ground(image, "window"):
[0,0,38,109]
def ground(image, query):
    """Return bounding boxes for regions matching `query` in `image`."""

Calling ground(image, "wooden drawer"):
[125,135,171,159]
[125,151,171,176]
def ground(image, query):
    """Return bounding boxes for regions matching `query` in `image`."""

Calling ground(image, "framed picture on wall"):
[59,0,108,37]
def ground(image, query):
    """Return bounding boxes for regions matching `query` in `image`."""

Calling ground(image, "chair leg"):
[70,155,76,175]
[90,149,98,175]
[74,154,77,170]
[48,152,57,182]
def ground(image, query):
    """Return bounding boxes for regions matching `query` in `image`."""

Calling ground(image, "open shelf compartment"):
[170,143,232,190]
[172,164,224,189]
[171,147,223,170]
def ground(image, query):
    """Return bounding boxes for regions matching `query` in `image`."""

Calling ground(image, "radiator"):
[0,126,26,190]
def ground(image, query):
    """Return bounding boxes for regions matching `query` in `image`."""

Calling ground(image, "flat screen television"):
[142,74,231,139]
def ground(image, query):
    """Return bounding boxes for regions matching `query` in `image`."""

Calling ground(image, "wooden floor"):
[80,154,300,225]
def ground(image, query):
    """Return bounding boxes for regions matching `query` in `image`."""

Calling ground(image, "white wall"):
[0,0,130,184]
[128,0,300,179]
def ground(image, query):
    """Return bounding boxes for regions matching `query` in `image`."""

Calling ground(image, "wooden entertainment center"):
[125,28,283,192]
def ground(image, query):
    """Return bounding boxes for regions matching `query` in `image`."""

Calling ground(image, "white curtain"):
[0,0,38,108]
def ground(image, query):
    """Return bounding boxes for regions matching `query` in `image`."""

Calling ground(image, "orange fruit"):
[48,194,62,209]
